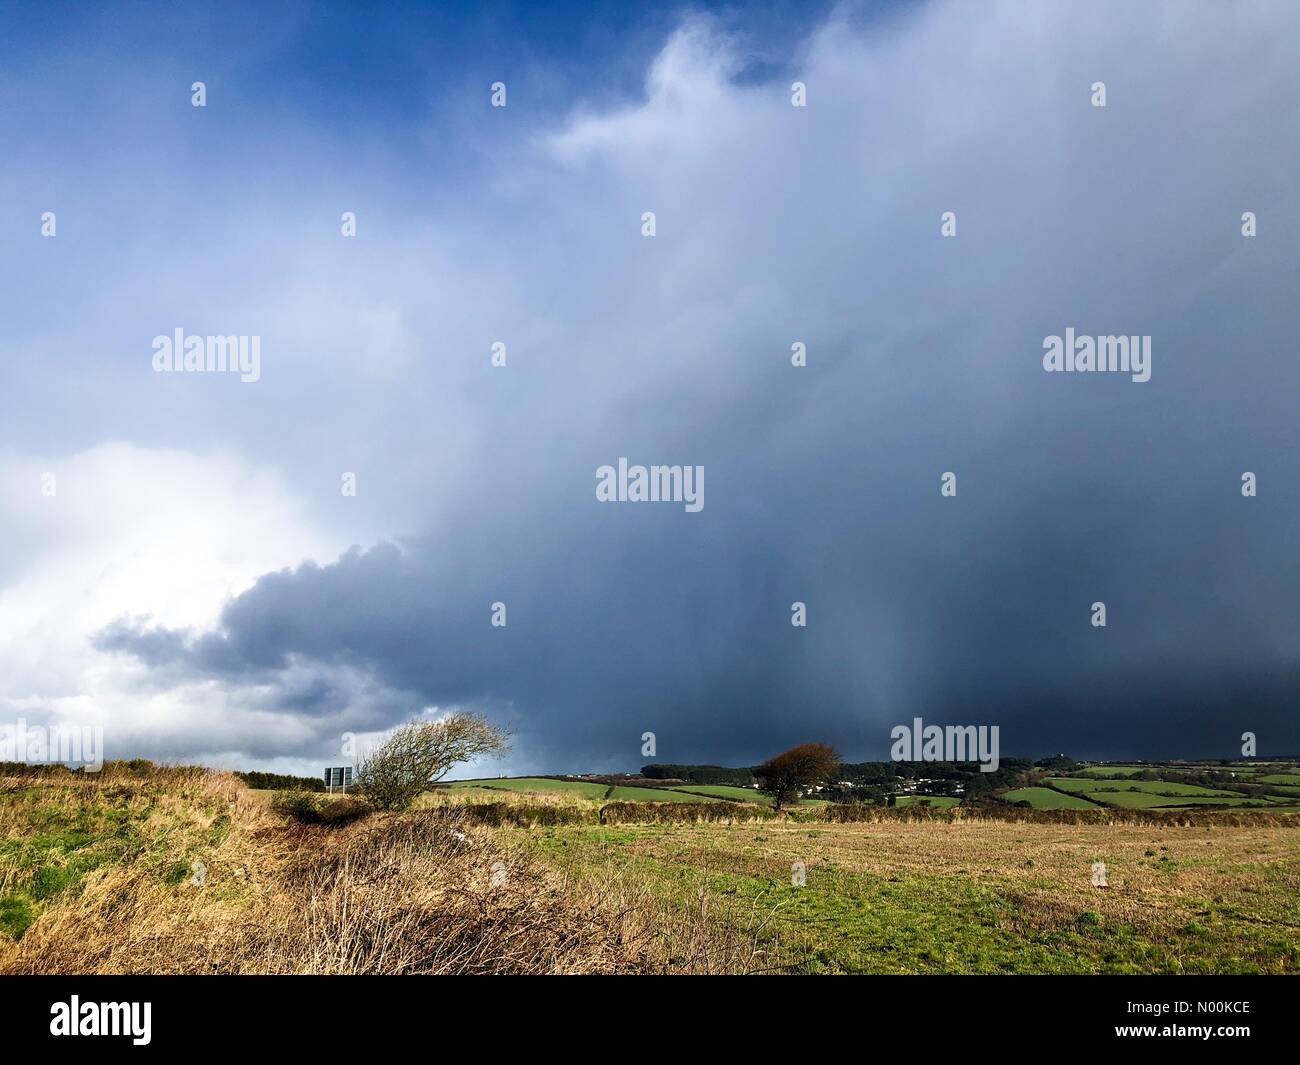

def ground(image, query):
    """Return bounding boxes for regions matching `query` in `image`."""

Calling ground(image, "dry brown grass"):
[819,803,1300,827]
[1,773,265,973]
[7,772,1295,975]
[0,771,664,974]
[600,800,778,825]
[248,812,650,973]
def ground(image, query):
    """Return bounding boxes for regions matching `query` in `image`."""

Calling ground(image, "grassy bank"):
[4,768,1298,974]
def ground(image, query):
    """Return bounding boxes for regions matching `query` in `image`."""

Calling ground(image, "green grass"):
[0,894,34,940]
[1046,766,1300,810]
[0,772,228,943]
[894,795,961,808]
[1076,765,1238,778]
[1003,788,1099,809]
[665,784,770,803]
[663,785,828,807]
[1061,790,1265,809]
[1078,763,1300,781]
[443,777,609,799]
[607,786,722,803]
[1047,777,1241,798]
[1266,787,1300,797]
[527,821,1300,974]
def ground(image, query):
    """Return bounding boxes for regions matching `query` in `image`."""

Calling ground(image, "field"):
[443,777,609,799]
[3,765,1299,974]
[440,778,824,807]
[529,816,1300,973]
[0,767,646,974]
[443,764,1300,816]
[1072,793,1271,810]
[1007,762,1300,813]
[607,786,722,803]
[1046,778,1241,798]
[1039,778,1265,809]
[1003,787,1099,809]
[893,795,961,808]
[663,784,771,803]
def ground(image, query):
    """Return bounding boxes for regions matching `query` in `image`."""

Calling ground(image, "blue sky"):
[0,0,1295,777]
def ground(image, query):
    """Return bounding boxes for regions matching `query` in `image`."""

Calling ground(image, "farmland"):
[1003,787,1099,809]
[607,785,722,803]
[443,777,609,800]
[1047,778,1240,797]
[1025,763,1300,813]
[434,761,1300,815]
[528,815,1300,974]
[3,760,1300,975]
[662,784,772,803]
[438,777,825,807]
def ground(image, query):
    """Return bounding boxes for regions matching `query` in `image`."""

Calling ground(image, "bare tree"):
[755,743,841,811]
[355,713,511,811]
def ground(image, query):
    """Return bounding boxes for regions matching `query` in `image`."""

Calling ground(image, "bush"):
[272,789,322,822]
[599,801,778,825]
[271,790,366,826]
[237,771,326,792]
[445,803,596,828]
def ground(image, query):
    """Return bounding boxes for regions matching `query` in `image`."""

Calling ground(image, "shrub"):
[599,801,777,825]
[236,771,326,792]
[442,803,596,828]
[273,790,321,823]
[272,790,368,826]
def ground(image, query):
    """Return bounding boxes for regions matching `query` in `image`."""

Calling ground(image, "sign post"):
[323,766,354,794]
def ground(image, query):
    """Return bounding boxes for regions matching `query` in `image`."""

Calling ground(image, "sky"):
[0,0,1295,778]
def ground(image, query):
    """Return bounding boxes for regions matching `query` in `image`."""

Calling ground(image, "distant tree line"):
[641,757,1037,801]
[236,770,326,792]
[641,764,757,785]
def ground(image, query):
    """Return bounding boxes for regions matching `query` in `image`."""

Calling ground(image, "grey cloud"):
[58,1,1300,767]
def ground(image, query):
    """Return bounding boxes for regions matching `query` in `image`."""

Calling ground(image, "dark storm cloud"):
[81,0,1300,769]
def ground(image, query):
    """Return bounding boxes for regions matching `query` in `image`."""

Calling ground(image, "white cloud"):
[0,443,340,758]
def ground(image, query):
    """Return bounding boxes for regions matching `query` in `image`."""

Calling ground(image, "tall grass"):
[6,770,1292,975]
[0,770,666,973]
